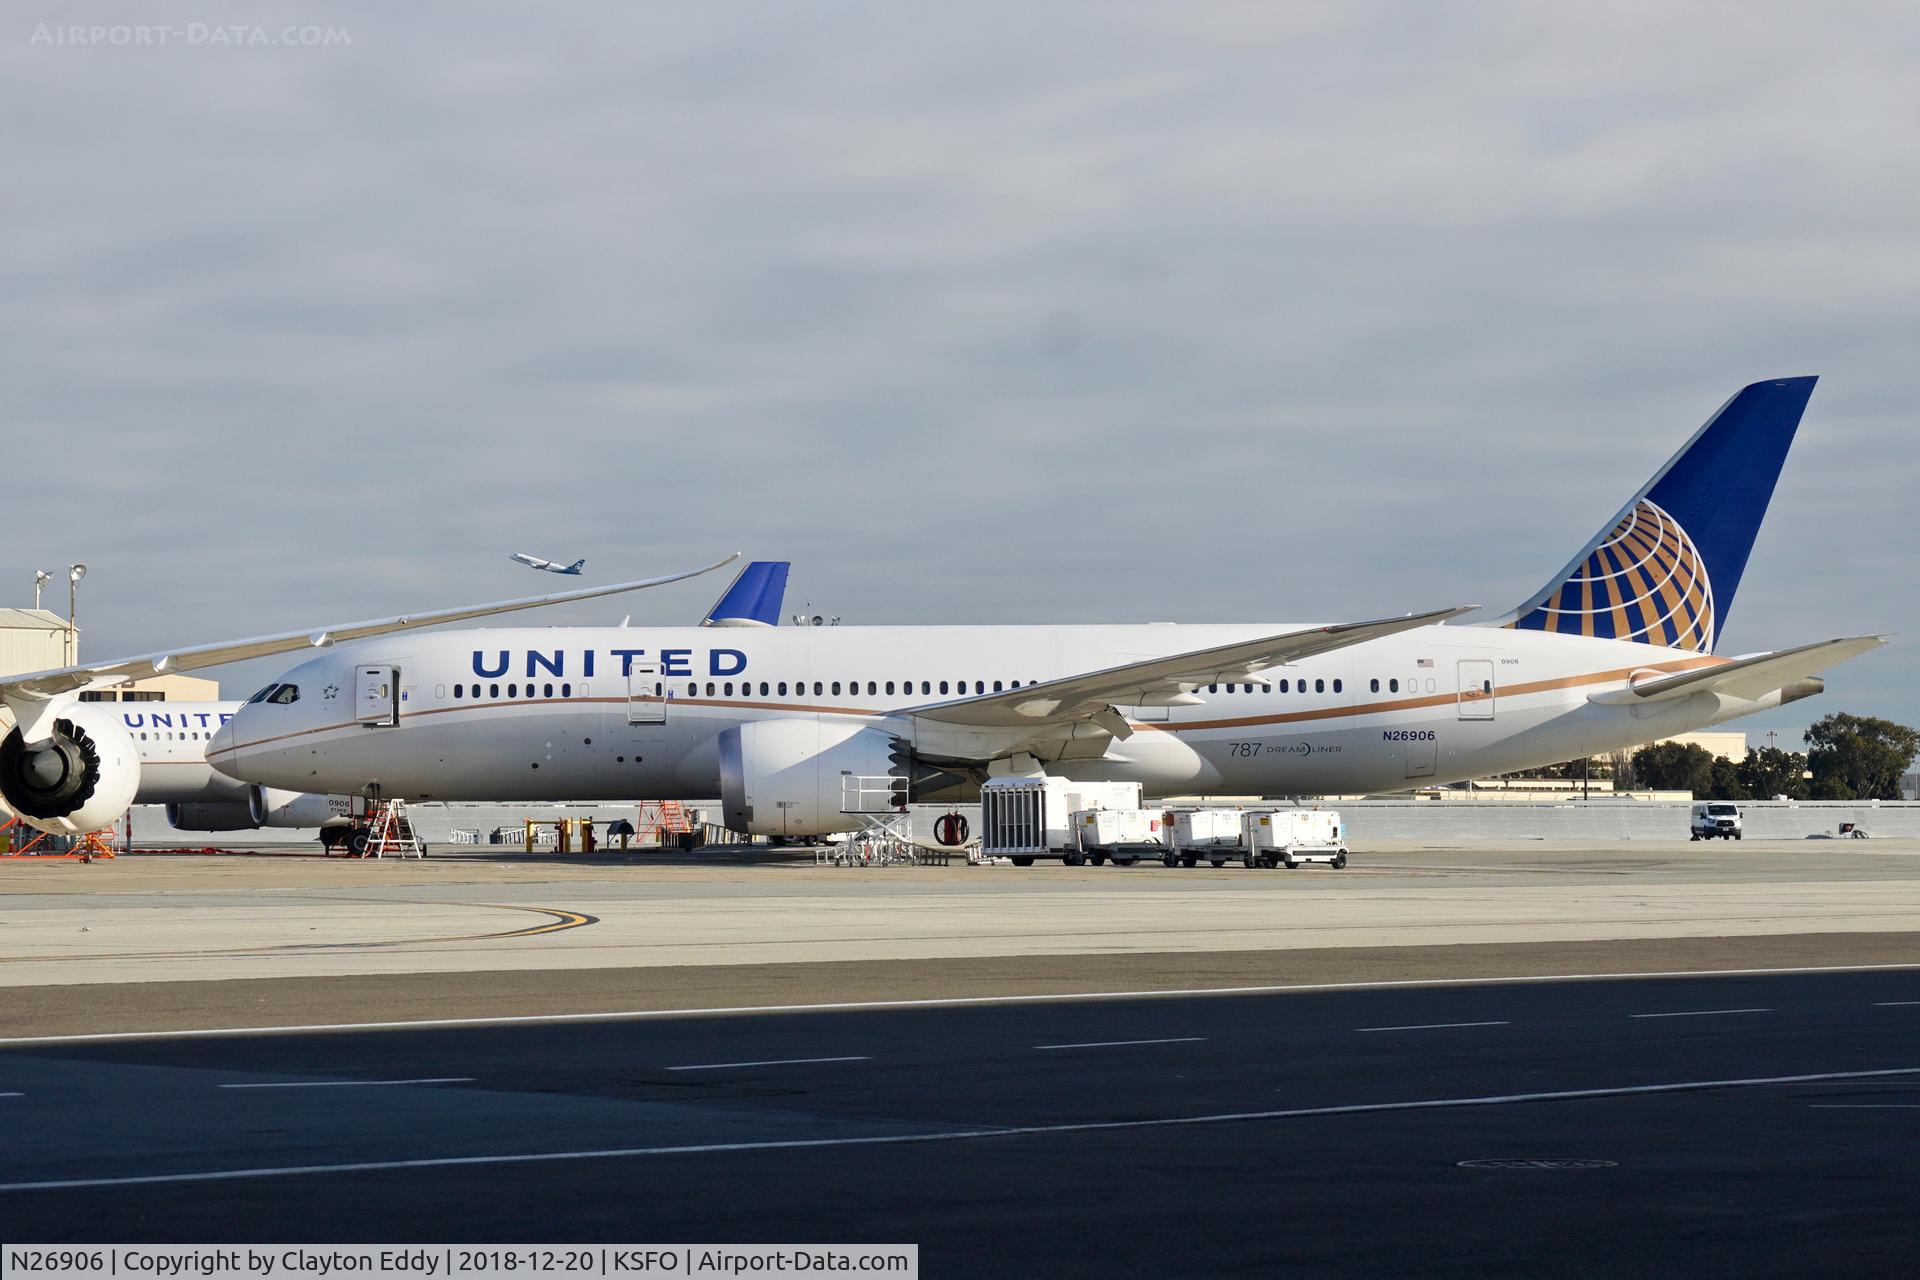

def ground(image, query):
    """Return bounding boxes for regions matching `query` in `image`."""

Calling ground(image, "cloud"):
[2,1,1914,741]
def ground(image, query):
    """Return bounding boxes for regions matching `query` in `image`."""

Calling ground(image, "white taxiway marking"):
[1356,1021,1509,1033]
[1034,1037,1207,1050]
[1808,1104,1920,1109]
[664,1056,869,1072]
[3,1065,1915,1193]
[5,961,1916,1046]
[218,1078,474,1090]
[1629,1008,1772,1019]
[0,1092,21,1098]
[1871,1001,1920,1007]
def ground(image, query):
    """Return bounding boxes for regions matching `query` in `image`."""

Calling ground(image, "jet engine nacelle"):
[718,718,906,836]
[248,786,350,829]
[0,702,141,836]
[167,788,348,832]
[165,801,258,832]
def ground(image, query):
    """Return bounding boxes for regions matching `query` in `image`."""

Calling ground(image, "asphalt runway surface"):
[5,968,1920,1276]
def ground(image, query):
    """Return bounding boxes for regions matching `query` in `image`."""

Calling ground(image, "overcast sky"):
[5,2,1916,749]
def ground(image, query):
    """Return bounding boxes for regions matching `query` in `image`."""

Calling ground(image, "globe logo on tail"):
[1509,500,1714,652]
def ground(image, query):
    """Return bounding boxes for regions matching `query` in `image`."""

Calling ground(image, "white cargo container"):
[1164,808,1246,867]
[1241,809,1347,869]
[980,778,1143,865]
[1071,808,1166,866]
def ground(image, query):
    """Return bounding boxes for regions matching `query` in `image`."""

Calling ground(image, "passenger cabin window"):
[1390,678,1399,692]
[490,683,501,698]
[939,681,949,694]
[454,683,465,699]
[1314,679,1325,693]
[886,681,895,695]
[1370,679,1379,693]
[778,682,788,696]
[1333,679,1343,693]
[831,682,841,695]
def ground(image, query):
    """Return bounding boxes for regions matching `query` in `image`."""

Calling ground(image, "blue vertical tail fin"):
[701,560,790,628]
[1494,376,1816,653]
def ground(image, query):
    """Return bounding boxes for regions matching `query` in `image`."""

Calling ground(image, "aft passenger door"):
[1457,659,1495,720]
[355,665,400,726]
[627,663,667,725]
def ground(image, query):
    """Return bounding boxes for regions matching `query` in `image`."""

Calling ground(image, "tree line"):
[1627,713,1918,801]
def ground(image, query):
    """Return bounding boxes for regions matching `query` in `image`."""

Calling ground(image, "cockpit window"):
[247,684,281,704]
[268,685,300,705]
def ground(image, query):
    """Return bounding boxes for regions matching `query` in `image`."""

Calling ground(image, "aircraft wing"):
[1587,635,1888,705]
[906,606,1477,733]
[0,553,740,717]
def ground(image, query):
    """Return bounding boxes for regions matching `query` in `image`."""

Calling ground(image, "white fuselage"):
[117,700,246,805]
[209,623,1766,826]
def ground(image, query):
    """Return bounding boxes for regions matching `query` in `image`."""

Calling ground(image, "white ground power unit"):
[980,778,1143,865]
[908,803,983,852]
[1165,808,1246,867]
[1242,809,1347,869]
[1070,808,1166,866]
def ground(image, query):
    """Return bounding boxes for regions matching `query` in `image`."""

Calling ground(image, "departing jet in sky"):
[204,379,1885,840]
[511,553,585,575]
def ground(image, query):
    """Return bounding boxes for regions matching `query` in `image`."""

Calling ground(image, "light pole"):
[66,564,86,665]
[33,569,51,611]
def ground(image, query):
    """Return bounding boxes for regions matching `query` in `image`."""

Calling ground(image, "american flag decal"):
[1417,658,1433,668]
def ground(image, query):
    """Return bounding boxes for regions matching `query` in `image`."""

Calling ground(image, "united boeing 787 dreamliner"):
[188,378,1882,838]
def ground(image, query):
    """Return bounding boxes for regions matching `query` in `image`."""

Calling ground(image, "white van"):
[1690,802,1743,841]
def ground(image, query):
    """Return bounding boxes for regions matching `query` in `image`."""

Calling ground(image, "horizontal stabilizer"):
[909,605,1476,732]
[1587,635,1887,705]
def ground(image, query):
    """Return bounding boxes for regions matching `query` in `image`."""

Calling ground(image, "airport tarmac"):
[4,840,1919,1271]
[3,969,1918,1275]
[2,840,1920,1020]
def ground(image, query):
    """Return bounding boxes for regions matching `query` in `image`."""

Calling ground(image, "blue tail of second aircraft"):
[702,560,790,628]
[1496,376,1816,653]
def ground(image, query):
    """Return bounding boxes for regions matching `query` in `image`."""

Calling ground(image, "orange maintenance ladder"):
[0,816,118,862]
[637,801,689,847]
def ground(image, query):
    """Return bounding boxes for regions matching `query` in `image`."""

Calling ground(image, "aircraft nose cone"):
[207,717,241,774]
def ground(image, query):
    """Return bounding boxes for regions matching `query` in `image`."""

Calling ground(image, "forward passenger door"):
[627,662,667,724]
